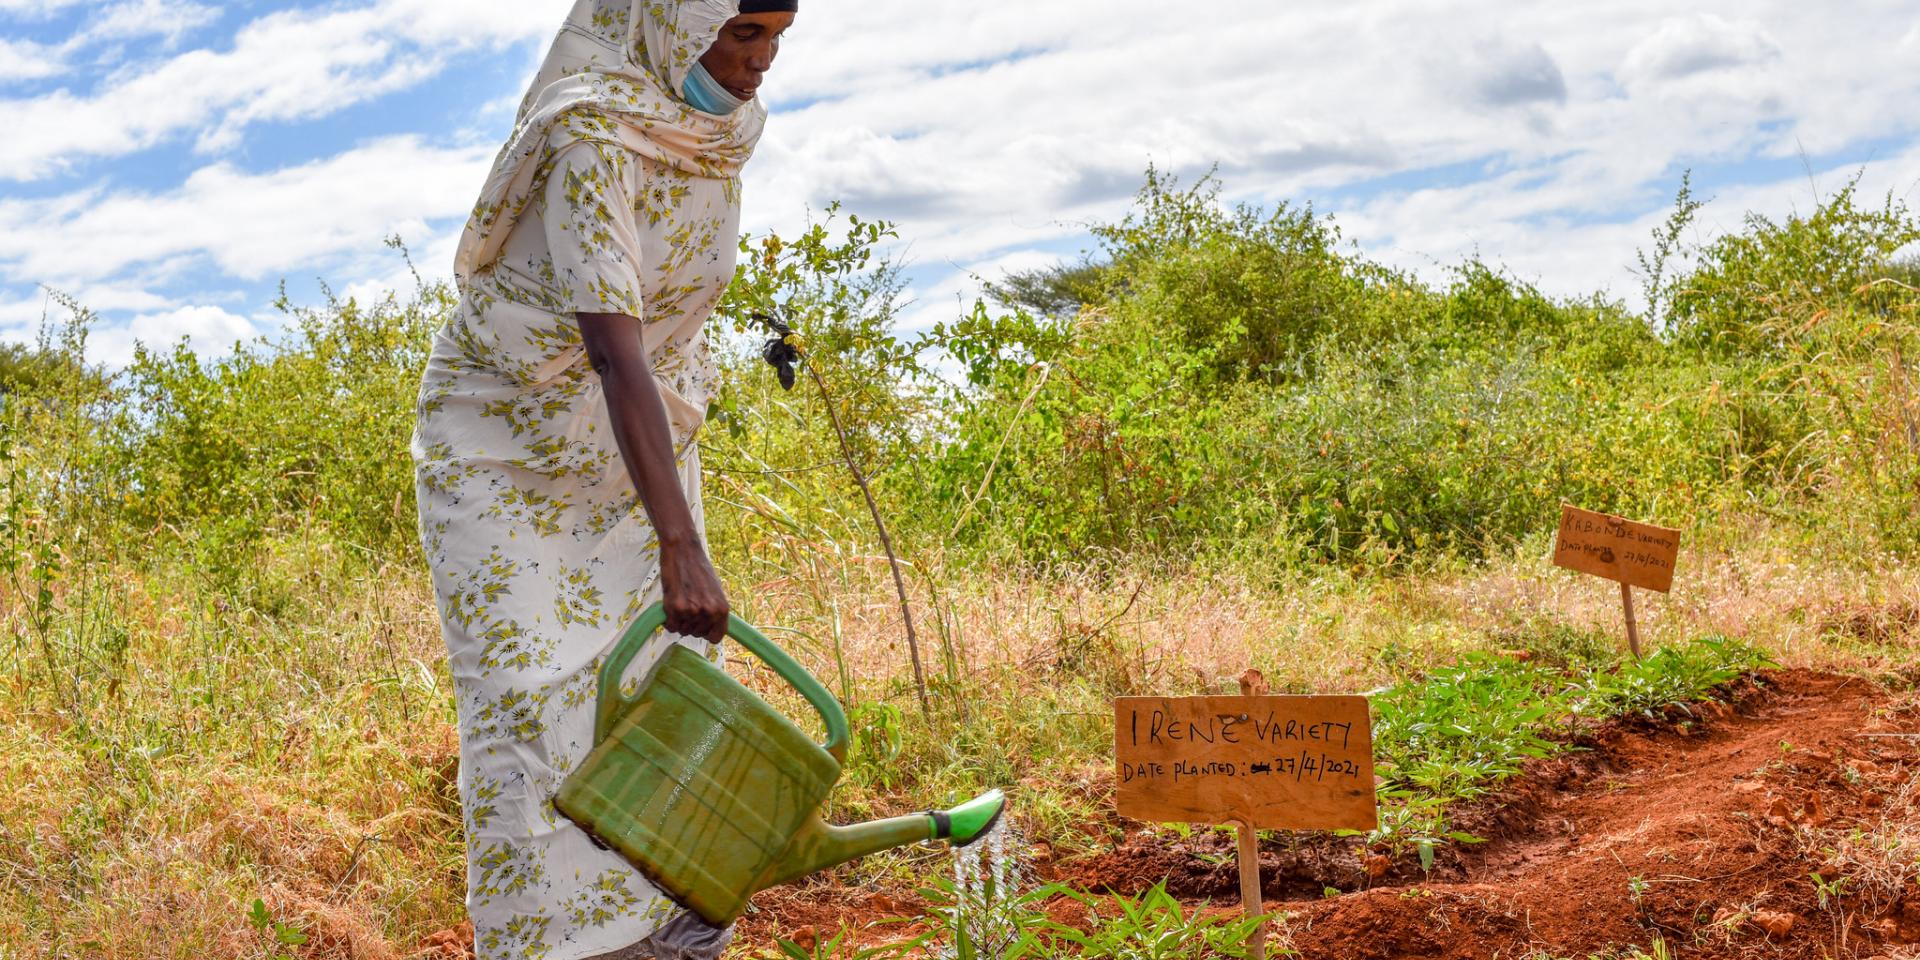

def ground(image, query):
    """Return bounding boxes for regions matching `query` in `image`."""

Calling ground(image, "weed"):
[847,701,907,790]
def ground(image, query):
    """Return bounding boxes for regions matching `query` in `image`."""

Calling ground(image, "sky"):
[1,0,1917,367]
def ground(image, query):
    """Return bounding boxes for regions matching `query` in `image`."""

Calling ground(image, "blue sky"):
[1,0,1917,366]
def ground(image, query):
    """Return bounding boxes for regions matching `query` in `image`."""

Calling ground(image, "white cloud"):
[0,289,67,335]
[1,295,265,368]
[1343,138,1920,306]
[0,136,493,286]
[738,0,1919,294]
[1460,37,1569,108]
[371,0,567,45]
[0,282,177,342]
[0,0,558,180]
[77,0,220,46]
[0,0,83,13]
[0,1,221,87]
[0,37,64,82]
[896,248,1068,337]
[1621,15,1782,85]
[103,303,258,367]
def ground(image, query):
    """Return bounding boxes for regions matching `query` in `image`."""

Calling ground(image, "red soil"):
[1266,669,1917,959]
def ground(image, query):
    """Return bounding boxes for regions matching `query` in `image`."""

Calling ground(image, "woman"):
[412,2,795,957]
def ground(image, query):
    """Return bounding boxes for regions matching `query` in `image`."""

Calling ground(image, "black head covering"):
[738,0,797,10]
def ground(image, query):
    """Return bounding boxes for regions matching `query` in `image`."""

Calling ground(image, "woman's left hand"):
[659,537,730,644]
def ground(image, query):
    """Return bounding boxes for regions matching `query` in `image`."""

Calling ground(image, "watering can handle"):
[595,603,852,763]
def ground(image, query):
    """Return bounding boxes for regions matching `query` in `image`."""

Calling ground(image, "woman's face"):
[699,12,795,101]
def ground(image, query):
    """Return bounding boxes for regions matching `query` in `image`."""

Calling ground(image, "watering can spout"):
[769,789,1008,888]
[940,789,1010,847]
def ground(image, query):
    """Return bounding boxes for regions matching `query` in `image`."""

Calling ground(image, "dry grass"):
[3,518,1916,960]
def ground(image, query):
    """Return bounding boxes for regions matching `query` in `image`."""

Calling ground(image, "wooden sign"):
[1552,504,1681,594]
[1114,695,1378,832]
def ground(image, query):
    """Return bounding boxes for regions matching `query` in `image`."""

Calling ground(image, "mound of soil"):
[1271,669,1920,959]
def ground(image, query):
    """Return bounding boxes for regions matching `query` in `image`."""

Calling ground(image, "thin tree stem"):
[804,362,930,718]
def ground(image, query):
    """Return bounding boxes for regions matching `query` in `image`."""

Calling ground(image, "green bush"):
[4,169,1914,596]
[115,285,444,582]
[911,171,1916,565]
[1667,179,1920,356]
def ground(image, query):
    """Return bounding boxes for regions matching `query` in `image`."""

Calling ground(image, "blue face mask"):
[682,62,748,116]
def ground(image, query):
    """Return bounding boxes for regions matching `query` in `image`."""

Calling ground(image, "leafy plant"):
[773,926,911,960]
[1576,636,1775,721]
[1372,655,1571,801]
[915,874,1053,960]
[1038,884,1265,960]
[1359,795,1485,873]
[1359,637,1774,868]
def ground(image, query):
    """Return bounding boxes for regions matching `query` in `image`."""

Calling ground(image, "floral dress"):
[412,137,740,960]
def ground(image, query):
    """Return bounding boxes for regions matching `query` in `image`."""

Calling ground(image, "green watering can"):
[555,604,1007,926]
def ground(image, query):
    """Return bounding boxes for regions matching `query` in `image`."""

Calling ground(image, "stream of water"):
[945,816,1028,959]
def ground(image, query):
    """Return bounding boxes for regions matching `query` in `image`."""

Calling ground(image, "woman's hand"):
[659,537,730,643]
[577,311,731,645]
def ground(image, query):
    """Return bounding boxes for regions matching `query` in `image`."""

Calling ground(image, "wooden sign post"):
[1116,676,1378,958]
[1551,504,1681,659]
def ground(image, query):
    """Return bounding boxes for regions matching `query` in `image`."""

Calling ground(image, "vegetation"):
[2,169,1917,958]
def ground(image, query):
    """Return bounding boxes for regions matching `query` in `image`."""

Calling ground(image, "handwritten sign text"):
[1115,696,1377,831]
[1552,504,1681,593]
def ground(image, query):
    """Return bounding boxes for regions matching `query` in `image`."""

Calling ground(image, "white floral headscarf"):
[455,0,766,282]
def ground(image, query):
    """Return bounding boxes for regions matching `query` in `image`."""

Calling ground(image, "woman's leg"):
[582,912,734,960]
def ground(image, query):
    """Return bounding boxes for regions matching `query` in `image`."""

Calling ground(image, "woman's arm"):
[577,312,730,643]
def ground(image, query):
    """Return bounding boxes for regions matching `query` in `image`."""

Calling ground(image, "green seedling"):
[1811,872,1852,910]
[245,898,308,960]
